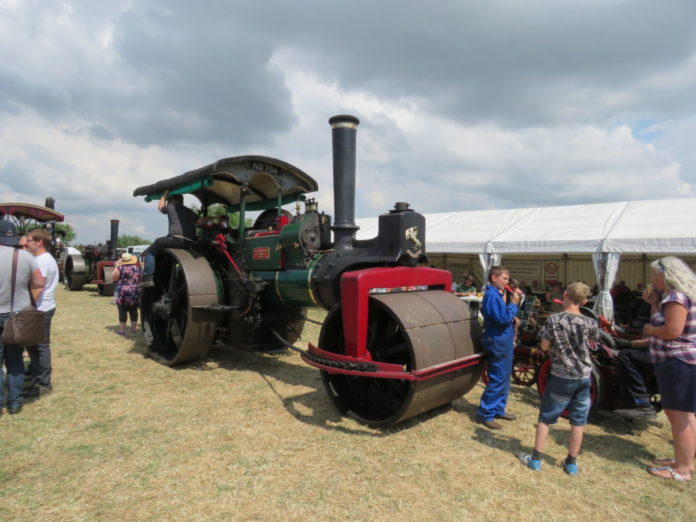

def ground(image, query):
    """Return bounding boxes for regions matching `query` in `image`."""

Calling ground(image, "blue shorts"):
[538,375,592,426]
[654,357,696,413]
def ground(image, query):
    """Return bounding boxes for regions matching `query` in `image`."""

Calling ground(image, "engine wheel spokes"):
[511,360,537,386]
[141,248,220,366]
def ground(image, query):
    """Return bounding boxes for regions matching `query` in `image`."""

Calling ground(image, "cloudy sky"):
[1,0,695,244]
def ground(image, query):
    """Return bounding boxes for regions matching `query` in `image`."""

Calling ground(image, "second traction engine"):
[133,115,483,427]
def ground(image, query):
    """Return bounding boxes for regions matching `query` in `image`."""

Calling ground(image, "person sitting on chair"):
[456,276,477,295]
[141,190,197,287]
[612,337,657,419]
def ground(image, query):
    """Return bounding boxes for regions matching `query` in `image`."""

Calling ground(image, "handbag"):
[1,248,45,347]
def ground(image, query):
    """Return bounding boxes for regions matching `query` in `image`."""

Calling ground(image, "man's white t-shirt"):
[36,252,59,312]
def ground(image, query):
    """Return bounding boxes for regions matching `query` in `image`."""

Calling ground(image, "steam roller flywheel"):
[319,290,482,426]
[141,248,220,365]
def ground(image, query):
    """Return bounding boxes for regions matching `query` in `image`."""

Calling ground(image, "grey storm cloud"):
[96,3,296,147]
[284,0,696,126]
[2,0,696,243]
[0,67,72,118]
[4,0,696,149]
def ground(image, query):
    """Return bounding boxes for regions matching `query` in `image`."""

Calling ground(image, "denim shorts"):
[538,375,592,426]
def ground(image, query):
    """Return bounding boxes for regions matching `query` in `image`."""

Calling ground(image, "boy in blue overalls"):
[475,266,521,430]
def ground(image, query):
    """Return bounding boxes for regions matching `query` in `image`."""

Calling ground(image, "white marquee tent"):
[355,197,696,320]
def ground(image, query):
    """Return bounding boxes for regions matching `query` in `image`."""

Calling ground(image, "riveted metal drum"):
[141,248,220,365]
[319,290,482,426]
[63,254,87,291]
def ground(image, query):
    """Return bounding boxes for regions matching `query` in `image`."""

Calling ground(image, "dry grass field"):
[1,286,693,521]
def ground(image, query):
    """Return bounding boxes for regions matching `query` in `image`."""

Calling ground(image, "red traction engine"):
[132,115,483,427]
[63,219,120,296]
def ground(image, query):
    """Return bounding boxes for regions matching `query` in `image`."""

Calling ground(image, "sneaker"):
[563,462,579,476]
[613,404,657,419]
[519,452,541,471]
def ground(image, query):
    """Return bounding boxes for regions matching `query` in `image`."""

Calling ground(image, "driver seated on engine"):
[141,189,197,287]
[612,337,657,419]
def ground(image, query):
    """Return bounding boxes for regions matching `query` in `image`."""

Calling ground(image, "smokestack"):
[329,114,360,250]
[110,219,119,259]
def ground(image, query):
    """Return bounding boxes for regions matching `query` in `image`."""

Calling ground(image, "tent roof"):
[355,198,696,254]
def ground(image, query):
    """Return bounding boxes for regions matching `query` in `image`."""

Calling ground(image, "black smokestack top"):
[110,219,119,259]
[329,114,360,250]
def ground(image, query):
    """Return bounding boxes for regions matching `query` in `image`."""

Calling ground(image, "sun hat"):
[120,252,138,265]
[0,220,20,246]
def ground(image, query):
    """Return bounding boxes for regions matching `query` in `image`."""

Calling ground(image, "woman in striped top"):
[644,256,696,483]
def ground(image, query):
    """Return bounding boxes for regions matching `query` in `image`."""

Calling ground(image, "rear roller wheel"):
[98,283,114,297]
[141,248,220,365]
[319,290,482,426]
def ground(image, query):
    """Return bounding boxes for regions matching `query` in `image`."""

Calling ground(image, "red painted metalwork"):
[304,343,481,381]
[0,203,64,223]
[93,260,115,284]
[301,266,485,381]
[275,214,289,229]
[340,266,451,359]
[213,232,244,276]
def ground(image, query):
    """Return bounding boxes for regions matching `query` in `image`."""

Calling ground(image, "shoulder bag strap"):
[9,247,18,312]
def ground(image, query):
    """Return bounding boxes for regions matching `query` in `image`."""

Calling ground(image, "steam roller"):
[314,271,482,426]
[132,114,484,427]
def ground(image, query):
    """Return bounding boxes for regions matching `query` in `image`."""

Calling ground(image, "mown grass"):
[0,286,693,521]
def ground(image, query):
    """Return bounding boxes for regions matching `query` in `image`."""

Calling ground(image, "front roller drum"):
[63,254,86,291]
[141,248,220,366]
[319,290,482,426]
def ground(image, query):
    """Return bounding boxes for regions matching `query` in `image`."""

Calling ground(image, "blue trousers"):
[27,307,55,388]
[476,336,514,421]
[0,312,25,408]
[142,236,190,280]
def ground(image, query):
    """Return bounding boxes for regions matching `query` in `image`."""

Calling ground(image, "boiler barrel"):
[318,290,482,426]
[252,264,319,308]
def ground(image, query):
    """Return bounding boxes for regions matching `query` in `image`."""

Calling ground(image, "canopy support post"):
[592,244,620,323]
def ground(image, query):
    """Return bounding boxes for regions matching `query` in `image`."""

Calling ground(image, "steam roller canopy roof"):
[0,203,64,223]
[133,155,318,210]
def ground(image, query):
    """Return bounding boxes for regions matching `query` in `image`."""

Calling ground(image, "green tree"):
[54,223,77,244]
[192,203,250,227]
[118,235,151,247]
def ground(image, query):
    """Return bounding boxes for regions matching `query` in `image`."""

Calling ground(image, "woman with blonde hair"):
[644,256,696,482]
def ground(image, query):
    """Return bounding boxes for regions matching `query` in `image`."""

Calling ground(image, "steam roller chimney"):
[110,219,119,260]
[329,114,360,250]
